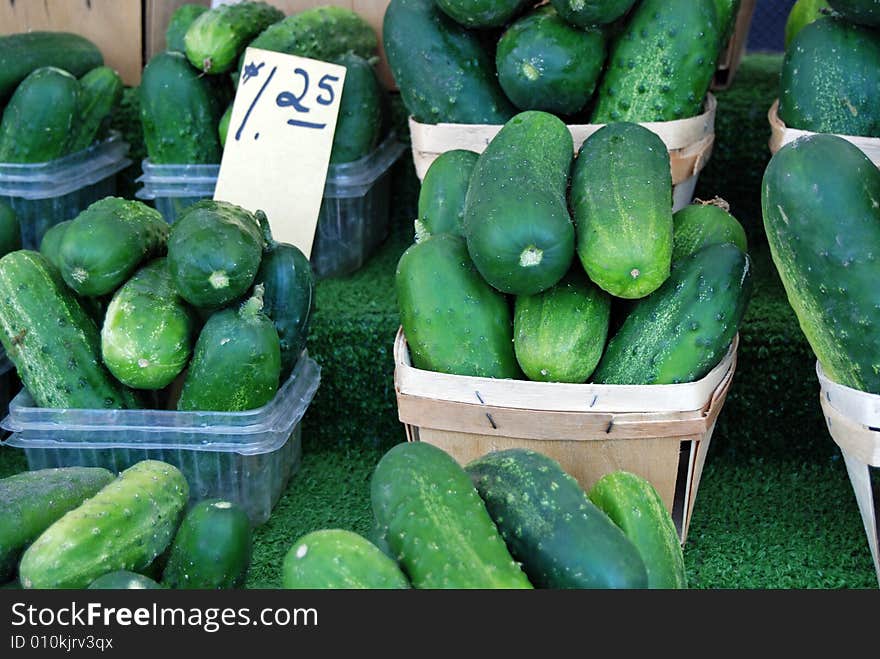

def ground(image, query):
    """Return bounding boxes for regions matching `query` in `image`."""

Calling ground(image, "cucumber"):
[101,258,196,390]
[0,467,115,582]
[594,243,752,384]
[0,201,20,258]
[88,571,163,590]
[672,200,747,263]
[371,442,533,589]
[184,1,284,74]
[58,197,169,297]
[435,0,530,28]
[331,54,385,164]
[166,4,209,52]
[219,102,232,148]
[384,0,516,124]
[177,286,281,412]
[464,111,575,296]
[514,268,610,383]
[68,66,124,153]
[549,0,638,27]
[162,500,252,589]
[588,471,687,589]
[827,0,880,25]
[416,150,479,242]
[0,250,140,409]
[714,0,742,45]
[571,122,673,299]
[37,220,71,271]
[762,134,880,394]
[785,0,831,49]
[591,0,721,122]
[496,6,606,116]
[19,461,189,589]
[282,530,410,589]
[396,234,520,379]
[0,67,79,163]
[167,200,264,309]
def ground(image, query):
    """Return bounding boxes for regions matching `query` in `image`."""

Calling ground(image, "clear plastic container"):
[0,132,132,249]
[1,354,321,525]
[137,133,406,279]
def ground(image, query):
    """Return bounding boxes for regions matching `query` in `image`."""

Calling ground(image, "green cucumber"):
[38,220,71,271]
[588,471,687,589]
[219,102,232,148]
[396,234,520,379]
[467,449,649,589]
[166,4,209,53]
[416,150,479,242]
[549,0,638,27]
[0,467,115,582]
[0,201,20,258]
[594,242,752,384]
[434,0,530,28]
[672,200,747,263]
[162,500,252,589]
[714,0,742,45]
[59,197,169,297]
[785,0,831,49]
[88,571,163,589]
[371,442,533,589]
[827,0,880,25]
[282,530,410,589]
[68,66,123,153]
[464,111,575,296]
[331,53,384,164]
[571,122,673,299]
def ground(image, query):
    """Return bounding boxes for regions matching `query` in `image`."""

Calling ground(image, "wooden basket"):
[711,0,757,92]
[393,327,739,544]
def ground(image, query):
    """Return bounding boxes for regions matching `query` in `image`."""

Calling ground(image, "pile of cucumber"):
[0,197,315,413]
[384,0,740,125]
[1,461,253,590]
[282,442,686,589]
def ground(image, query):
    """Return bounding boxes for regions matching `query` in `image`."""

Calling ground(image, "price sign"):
[214,48,347,257]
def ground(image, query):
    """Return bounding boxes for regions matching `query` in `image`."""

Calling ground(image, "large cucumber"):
[416,150,479,242]
[672,201,747,263]
[549,0,638,27]
[827,0,880,26]
[464,111,575,296]
[68,66,124,153]
[89,571,163,590]
[330,54,384,164]
[0,201,20,258]
[19,461,189,589]
[166,4,209,53]
[435,0,530,28]
[371,442,533,589]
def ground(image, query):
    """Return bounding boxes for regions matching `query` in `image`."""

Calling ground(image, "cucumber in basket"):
[415,149,479,242]
[672,200,748,263]
[68,65,124,154]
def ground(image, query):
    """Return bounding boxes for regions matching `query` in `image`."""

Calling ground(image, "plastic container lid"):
[324,133,407,199]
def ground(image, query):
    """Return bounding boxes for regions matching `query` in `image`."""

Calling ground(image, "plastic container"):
[0,132,132,249]
[1,354,321,525]
[137,133,406,279]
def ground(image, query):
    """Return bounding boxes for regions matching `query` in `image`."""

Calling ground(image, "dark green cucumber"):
[778,17,880,138]
[88,571,163,590]
[592,0,721,122]
[185,1,284,74]
[19,461,189,590]
[68,66,123,153]
[0,67,79,163]
[331,54,384,164]
[0,31,103,102]
[594,243,752,384]
[219,102,232,148]
[177,286,281,412]
[384,0,515,124]
[514,268,610,383]
[785,0,831,49]
[101,258,196,390]
[0,201,20,258]
[58,197,169,297]
[371,442,533,589]
[167,200,264,309]
[416,150,479,241]
[588,471,687,589]
[714,0,742,45]
[0,250,140,409]
[435,0,530,28]
[571,122,673,299]
[464,111,574,296]
[827,0,880,25]
[762,134,880,394]
[162,500,252,589]
[166,4,209,52]
[396,234,520,379]
[282,530,410,589]
[496,6,606,115]
[549,0,637,27]
[672,200,747,262]
[37,220,71,271]
[0,467,115,582]
[140,51,224,164]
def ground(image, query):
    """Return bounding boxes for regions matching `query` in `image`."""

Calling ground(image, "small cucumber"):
[219,102,232,148]
[68,66,123,153]
[672,200,747,263]
[37,220,70,271]
[166,4,209,53]
[416,150,479,242]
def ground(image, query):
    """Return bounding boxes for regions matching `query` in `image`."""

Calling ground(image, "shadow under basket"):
[393,328,738,545]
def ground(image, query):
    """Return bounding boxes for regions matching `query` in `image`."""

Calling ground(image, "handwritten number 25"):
[276,69,339,129]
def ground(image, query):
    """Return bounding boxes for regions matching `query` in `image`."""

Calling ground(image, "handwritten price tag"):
[213,48,347,257]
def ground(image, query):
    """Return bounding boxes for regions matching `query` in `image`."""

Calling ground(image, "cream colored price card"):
[214,47,347,256]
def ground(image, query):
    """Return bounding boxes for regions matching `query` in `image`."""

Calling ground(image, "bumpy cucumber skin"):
[0,250,140,409]
[162,500,252,589]
[68,66,123,153]
[571,122,673,299]
[762,134,880,394]
[672,203,747,263]
[0,467,115,582]
[416,150,479,241]
[592,0,720,123]
[435,0,530,28]
[785,0,831,49]
[19,461,189,590]
[282,529,410,589]
[464,111,574,296]
[594,243,752,385]
[827,0,880,25]
[331,54,384,164]
[89,570,163,589]
[38,220,71,271]
[588,471,687,589]
[59,197,169,298]
[184,1,283,74]
[0,67,79,163]
[371,442,533,589]
[779,17,880,137]
[384,0,516,124]
[166,4,209,53]
[549,0,637,27]
[514,268,610,383]
[0,201,20,258]
[396,234,520,379]
[101,258,196,390]
[467,449,649,589]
